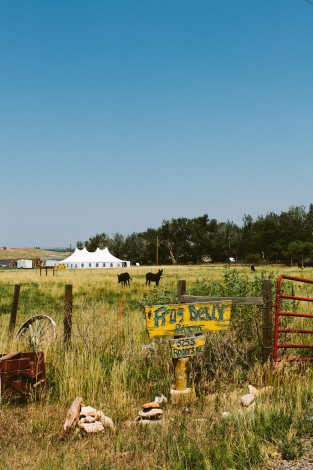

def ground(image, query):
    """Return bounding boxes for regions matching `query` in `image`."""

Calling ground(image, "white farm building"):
[59,247,130,269]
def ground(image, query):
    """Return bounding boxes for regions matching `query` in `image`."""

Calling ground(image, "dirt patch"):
[264,439,313,470]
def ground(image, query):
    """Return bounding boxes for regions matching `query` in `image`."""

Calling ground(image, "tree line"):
[76,205,313,266]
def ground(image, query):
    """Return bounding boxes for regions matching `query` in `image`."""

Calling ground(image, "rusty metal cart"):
[0,351,46,399]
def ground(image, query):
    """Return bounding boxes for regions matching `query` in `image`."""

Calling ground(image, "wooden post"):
[262,280,273,364]
[9,284,20,336]
[177,280,186,303]
[172,357,189,390]
[173,281,193,402]
[64,284,73,347]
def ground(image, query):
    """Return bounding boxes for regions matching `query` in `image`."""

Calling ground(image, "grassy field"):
[1,264,313,469]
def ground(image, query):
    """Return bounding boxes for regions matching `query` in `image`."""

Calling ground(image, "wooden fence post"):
[9,284,20,336]
[262,280,273,364]
[177,280,186,303]
[174,280,190,398]
[64,284,73,347]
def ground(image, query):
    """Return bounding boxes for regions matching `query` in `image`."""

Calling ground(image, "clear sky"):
[1,0,312,247]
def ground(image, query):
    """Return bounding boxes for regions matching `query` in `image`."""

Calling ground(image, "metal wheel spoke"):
[35,319,40,337]
[36,321,48,337]
[38,321,54,338]
[28,324,34,340]
[19,331,30,339]
[15,315,57,351]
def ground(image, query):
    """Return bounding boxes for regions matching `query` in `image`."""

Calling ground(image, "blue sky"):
[1,0,312,247]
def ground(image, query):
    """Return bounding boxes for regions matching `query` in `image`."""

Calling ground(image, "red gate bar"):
[280,294,313,302]
[278,312,313,318]
[274,274,313,362]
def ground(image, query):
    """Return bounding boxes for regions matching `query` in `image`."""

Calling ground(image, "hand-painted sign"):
[169,335,206,358]
[145,301,232,338]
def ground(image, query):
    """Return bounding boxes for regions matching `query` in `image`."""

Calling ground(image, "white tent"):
[59,247,131,269]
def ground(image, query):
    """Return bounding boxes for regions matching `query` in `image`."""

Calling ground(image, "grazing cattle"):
[117,272,132,287]
[251,265,256,272]
[146,269,163,287]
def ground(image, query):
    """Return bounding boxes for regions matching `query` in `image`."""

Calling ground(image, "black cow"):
[117,272,132,287]
[146,269,163,287]
[251,265,256,272]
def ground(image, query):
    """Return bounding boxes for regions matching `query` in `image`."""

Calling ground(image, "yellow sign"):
[145,301,232,338]
[169,335,206,358]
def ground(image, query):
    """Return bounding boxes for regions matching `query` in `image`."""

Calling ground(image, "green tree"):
[188,215,216,263]
[253,212,280,262]
[109,232,125,258]
[214,220,240,262]
[304,204,313,242]
[279,206,306,244]
[84,233,110,251]
[122,233,146,264]
[287,241,313,266]
[239,214,255,260]
[160,218,192,264]
[140,227,160,265]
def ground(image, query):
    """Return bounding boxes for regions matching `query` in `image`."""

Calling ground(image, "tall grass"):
[1,264,313,469]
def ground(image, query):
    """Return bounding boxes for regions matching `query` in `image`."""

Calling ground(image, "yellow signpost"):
[144,301,232,402]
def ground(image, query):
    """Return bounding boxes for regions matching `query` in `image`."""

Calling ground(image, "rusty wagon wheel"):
[15,315,57,351]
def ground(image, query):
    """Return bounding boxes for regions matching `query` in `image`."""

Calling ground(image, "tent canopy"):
[60,247,130,269]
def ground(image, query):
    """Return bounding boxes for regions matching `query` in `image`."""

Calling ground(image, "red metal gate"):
[274,274,313,362]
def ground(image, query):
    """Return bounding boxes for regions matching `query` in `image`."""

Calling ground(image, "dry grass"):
[0,247,70,260]
[1,264,313,469]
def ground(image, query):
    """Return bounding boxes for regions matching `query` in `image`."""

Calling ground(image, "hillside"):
[0,247,70,260]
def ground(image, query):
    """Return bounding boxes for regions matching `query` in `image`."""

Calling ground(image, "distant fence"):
[4,284,122,348]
